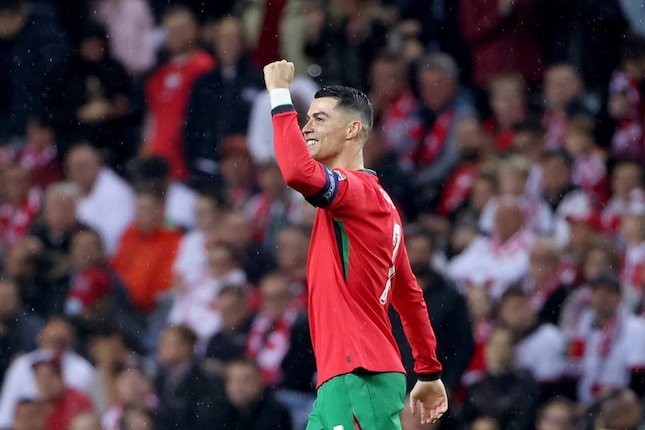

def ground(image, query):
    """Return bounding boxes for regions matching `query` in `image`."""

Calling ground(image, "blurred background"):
[0,0,644,429]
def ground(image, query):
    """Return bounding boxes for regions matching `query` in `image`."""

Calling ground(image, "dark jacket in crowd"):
[221,391,292,430]
[461,370,540,430]
[280,313,317,393]
[184,57,263,184]
[44,52,133,160]
[0,4,68,139]
[391,268,474,392]
[0,309,42,382]
[154,360,227,430]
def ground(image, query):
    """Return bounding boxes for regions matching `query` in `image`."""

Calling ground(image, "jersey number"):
[379,222,402,304]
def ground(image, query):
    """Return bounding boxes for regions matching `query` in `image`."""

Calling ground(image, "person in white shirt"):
[498,287,565,391]
[447,198,535,300]
[173,192,224,286]
[563,272,645,405]
[65,144,135,255]
[0,316,95,428]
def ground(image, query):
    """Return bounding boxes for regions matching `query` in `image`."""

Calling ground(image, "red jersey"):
[144,51,215,180]
[45,388,93,430]
[272,105,442,388]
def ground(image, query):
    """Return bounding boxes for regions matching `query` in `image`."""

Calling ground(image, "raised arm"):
[264,60,329,197]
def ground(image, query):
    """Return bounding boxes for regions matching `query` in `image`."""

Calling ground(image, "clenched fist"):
[263,60,295,91]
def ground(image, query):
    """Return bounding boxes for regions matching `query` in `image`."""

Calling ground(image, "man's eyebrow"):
[306,112,330,120]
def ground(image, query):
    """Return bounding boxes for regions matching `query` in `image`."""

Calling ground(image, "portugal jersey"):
[272,104,442,388]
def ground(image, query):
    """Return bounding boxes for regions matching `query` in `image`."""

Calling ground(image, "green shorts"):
[305,370,406,430]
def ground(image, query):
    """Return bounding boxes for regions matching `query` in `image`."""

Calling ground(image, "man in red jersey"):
[142,5,215,180]
[264,60,447,429]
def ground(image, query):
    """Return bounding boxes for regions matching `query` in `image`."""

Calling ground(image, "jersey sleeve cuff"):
[269,88,293,110]
[417,372,442,382]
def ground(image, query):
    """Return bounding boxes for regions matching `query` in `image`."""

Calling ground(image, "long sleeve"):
[391,243,443,378]
[271,106,327,197]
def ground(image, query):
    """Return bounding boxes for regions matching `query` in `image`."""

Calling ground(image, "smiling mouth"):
[307,139,318,147]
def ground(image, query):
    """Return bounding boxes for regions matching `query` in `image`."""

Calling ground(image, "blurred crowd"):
[0,0,645,429]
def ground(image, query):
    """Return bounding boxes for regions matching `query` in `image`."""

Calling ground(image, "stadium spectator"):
[141,5,215,180]
[478,155,553,235]
[167,242,246,347]
[590,388,643,430]
[215,210,274,284]
[601,160,643,234]
[240,0,310,75]
[273,224,310,309]
[44,23,134,166]
[368,51,420,169]
[0,0,68,141]
[0,316,95,428]
[221,359,292,430]
[447,198,535,300]
[102,365,158,430]
[217,135,257,210]
[12,398,46,430]
[172,191,225,286]
[539,149,594,250]
[0,164,41,251]
[459,0,543,89]
[244,162,305,251]
[498,287,566,399]
[32,353,94,430]
[521,237,573,325]
[541,64,595,150]
[246,273,306,387]
[92,0,156,76]
[112,189,182,314]
[16,117,64,189]
[131,156,198,230]
[153,325,226,429]
[563,118,609,205]
[535,397,577,430]
[184,16,263,186]
[461,326,540,430]
[65,144,136,256]
[411,52,475,210]
[619,189,645,311]
[482,74,528,153]
[563,272,645,405]
[0,278,42,382]
[204,286,254,374]
[303,0,388,91]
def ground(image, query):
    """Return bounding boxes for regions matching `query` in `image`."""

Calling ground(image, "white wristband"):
[269,88,293,110]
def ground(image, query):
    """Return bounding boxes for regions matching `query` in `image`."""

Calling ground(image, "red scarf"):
[246,309,298,386]
[415,108,456,166]
[0,187,41,249]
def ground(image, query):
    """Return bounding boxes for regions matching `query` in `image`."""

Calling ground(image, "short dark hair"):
[315,86,374,136]
[166,324,198,347]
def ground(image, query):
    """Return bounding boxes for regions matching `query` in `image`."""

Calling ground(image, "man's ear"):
[346,120,363,141]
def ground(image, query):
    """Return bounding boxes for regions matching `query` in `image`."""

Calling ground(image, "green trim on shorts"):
[306,371,406,430]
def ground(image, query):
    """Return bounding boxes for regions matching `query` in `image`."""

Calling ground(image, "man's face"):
[135,194,164,233]
[39,320,73,353]
[418,69,456,111]
[0,281,18,320]
[544,66,581,109]
[302,97,351,165]
[225,363,264,408]
[163,13,197,56]
[65,148,100,194]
